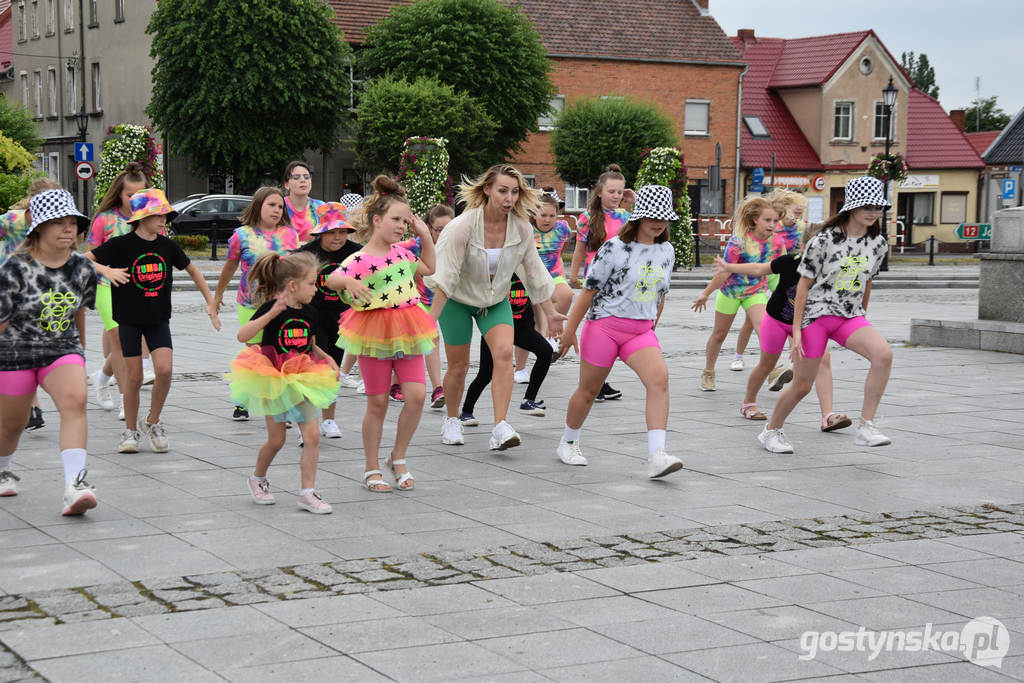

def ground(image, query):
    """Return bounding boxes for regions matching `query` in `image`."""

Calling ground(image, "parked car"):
[168,194,253,236]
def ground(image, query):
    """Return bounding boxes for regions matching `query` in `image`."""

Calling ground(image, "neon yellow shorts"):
[238,305,262,344]
[552,275,568,287]
[96,284,118,331]
[714,291,768,315]
[767,273,780,291]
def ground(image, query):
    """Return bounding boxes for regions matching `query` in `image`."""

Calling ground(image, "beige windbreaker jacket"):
[425,206,555,309]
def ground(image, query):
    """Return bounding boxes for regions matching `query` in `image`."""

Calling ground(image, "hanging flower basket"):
[92,123,164,213]
[635,146,693,269]
[397,136,451,216]
[867,152,908,184]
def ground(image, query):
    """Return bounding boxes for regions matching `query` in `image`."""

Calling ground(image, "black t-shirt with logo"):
[298,238,362,323]
[508,273,531,321]
[765,254,801,325]
[91,232,190,325]
[252,300,320,357]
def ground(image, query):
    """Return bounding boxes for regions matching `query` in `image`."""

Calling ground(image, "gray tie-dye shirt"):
[0,251,96,370]
[797,226,887,327]
[584,237,674,321]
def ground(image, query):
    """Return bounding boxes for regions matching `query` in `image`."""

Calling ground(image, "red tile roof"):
[906,89,985,169]
[766,31,871,88]
[964,131,1000,159]
[327,0,744,64]
[731,36,821,170]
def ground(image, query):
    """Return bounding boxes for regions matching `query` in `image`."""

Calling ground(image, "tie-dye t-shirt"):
[797,227,888,327]
[0,251,97,371]
[395,236,434,306]
[584,238,674,321]
[534,220,571,278]
[285,197,324,243]
[0,210,28,266]
[86,208,133,285]
[227,225,301,307]
[576,208,631,274]
[719,232,786,300]
[336,244,420,311]
[776,218,805,254]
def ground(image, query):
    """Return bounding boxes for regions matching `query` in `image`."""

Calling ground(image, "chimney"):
[738,28,755,42]
[950,109,966,132]
[690,0,710,15]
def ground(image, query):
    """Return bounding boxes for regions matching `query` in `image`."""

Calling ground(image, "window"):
[833,101,854,140]
[88,0,97,26]
[17,2,26,41]
[63,0,73,31]
[30,0,39,38]
[743,115,770,138]
[65,63,77,113]
[45,0,54,34]
[940,192,968,224]
[20,73,29,107]
[33,70,42,116]
[90,62,101,110]
[47,67,57,116]
[538,95,564,131]
[114,0,125,22]
[685,100,709,136]
[873,101,896,140]
[911,193,935,225]
[564,183,589,212]
[522,175,536,188]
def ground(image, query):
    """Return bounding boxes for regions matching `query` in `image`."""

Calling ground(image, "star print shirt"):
[584,237,674,321]
[227,225,301,308]
[90,232,191,325]
[0,209,28,266]
[396,236,434,306]
[0,251,97,371]
[534,220,572,278]
[576,208,631,274]
[298,238,362,323]
[336,244,420,311]
[797,226,888,327]
[720,232,786,300]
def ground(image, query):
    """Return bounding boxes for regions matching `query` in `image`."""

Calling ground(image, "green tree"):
[0,99,43,153]
[0,131,39,212]
[146,0,352,191]
[358,0,553,164]
[963,95,1012,132]
[354,76,495,177]
[900,51,939,98]
[550,97,676,188]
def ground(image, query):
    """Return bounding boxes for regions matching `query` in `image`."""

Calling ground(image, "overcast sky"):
[710,0,1022,123]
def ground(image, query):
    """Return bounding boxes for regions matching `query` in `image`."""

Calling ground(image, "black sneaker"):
[597,383,622,401]
[519,399,546,416]
[232,406,249,421]
[25,406,45,431]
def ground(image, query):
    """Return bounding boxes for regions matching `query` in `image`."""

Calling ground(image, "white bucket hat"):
[28,189,89,235]
[630,185,679,222]
[840,176,891,213]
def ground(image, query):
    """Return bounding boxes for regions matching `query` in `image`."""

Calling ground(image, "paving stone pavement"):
[2,286,1024,681]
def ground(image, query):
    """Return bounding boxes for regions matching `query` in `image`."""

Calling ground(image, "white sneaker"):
[62,470,97,516]
[92,370,114,411]
[758,426,794,453]
[730,356,744,371]
[547,337,559,352]
[142,364,156,386]
[0,469,20,496]
[441,417,465,445]
[357,380,366,394]
[118,429,140,454]
[141,421,169,453]
[320,419,342,439]
[648,448,683,478]
[489,421,521,451]
[556,441,587,466]
[513,369,530,384]
[339,373,361,389]
[855,419,892,446]
[118,396,125,421]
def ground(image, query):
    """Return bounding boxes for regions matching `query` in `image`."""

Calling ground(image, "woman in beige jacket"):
[426,165,565,451]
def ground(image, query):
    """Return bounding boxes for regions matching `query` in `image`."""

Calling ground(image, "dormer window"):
[744,115,770,138]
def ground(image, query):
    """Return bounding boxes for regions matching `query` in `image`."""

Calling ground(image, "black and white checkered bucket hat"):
[630,185,679,222]
[339,193,365,208]
[840,176,891,213]
[28,189,90,235]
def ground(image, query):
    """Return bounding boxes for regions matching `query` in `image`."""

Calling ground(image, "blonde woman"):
[427,165,565,450]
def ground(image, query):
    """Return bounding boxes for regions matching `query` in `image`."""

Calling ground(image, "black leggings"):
[463,308,552,413]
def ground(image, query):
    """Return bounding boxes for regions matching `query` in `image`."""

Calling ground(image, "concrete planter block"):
[990,206,1024,254]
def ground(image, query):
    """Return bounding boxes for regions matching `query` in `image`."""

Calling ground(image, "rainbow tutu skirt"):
[337,305,437,359]
[224,346,340,423]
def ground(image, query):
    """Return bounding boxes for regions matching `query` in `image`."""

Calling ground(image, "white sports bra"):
[485,248,502,276]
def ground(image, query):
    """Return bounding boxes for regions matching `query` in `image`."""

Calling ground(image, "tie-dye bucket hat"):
[128,188,178,224]
[313,202,356,234]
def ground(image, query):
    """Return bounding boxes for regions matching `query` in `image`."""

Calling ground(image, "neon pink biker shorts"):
[801,315,871,359]
[759,315,793,356]
[580,316,660,368]
[0,354,85,396]
[359,355,425,395]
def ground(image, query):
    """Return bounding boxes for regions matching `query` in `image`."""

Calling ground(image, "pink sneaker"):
[430,385,445,409]
[389,384,404,402]
[297,490,332,514]
[248,476,275,505]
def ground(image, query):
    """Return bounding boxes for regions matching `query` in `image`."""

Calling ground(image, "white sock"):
[0,454,12,468]
[562,426,580,443]
[733,353,743,360]
[60,448,87,486]
[142,359,152,369]
[96,369,112,385]
[250,474,266,482]
[648,429,666,456]
[299,487,314,495]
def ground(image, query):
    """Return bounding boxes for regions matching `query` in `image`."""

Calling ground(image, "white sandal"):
[383,456,415,491]
[363,470,392,493]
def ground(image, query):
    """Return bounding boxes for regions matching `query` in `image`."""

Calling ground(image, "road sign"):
[1011,166,1023,172]
[812,174,826,192]
[1003,179,1017,200]
[955,223,992,240]
[75,161,94,180]
[74,143,94,162]
[751,167,765,183]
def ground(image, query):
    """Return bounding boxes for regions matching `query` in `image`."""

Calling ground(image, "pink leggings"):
[801,315,871,359]
[359,355,425,396]
[0,354,85,396]
[580,316,660,368]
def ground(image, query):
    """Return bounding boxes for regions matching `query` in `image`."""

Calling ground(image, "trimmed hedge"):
[170,234,210,251]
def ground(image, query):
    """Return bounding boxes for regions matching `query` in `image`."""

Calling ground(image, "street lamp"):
[880,77,898,271]
[73,106,88,141]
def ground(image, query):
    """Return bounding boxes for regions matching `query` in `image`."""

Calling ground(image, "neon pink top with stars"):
[336,243,420,311]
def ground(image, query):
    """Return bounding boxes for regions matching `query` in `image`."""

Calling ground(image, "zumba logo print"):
[836,255,869,291]
[317,263,340,302]
[39,288,79,332]
[131,252,168,298]
[633,262,665,302]
[277,317,312,353]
